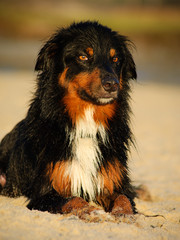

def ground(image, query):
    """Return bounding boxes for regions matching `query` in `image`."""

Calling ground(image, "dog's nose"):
[102,77,119,92]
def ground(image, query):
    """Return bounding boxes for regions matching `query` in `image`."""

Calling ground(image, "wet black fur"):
[0,21,137,213]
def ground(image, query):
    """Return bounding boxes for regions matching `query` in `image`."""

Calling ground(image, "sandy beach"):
[0,71,180,240]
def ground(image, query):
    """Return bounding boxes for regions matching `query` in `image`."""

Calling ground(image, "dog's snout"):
[102,77,119,92]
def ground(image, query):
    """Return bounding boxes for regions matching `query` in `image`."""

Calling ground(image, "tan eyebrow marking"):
[110,48,116,58]
[86,47,94,56]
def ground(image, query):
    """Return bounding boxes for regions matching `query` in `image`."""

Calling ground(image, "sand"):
[0,71,180,240]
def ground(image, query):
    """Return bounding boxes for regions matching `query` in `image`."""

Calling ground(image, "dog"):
[0,21,137,218]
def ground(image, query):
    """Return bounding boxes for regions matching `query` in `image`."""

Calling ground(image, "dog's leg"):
[111,194,134,216]
[27,190,99,219]
[61,197,100,219]
[0,170,6,193]
[0,171,6,188]
[0,128,19,192]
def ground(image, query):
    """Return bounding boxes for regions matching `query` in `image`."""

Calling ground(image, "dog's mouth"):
[97,97,115,104]
[96,91,118,105]
[78,88,118,105]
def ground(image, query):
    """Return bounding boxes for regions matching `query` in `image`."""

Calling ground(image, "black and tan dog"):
[0,21,137,218]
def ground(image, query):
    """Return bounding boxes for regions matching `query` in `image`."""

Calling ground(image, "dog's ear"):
[35,41,58,72]
[123,45,137,80]
[122,47,137,79]
[117,35,137,80]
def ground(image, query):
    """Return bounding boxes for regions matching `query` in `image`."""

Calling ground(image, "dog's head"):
[35,21,136,106]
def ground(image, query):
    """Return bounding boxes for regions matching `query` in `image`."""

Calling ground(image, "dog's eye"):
[112,57,119,63]
[79,55,88,61]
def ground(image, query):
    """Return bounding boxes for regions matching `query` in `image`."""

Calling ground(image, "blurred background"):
[0,0,180,84]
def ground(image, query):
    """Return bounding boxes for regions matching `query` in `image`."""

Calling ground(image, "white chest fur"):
[66,107,108,200]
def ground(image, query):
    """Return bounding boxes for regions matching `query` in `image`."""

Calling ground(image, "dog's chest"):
[67,107,107,200]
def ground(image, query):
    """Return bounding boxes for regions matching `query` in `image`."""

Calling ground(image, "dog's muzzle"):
[102,77,119,93]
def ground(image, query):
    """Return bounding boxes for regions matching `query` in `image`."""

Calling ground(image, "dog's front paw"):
[61,197,99,219]
[111,195,133,217]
